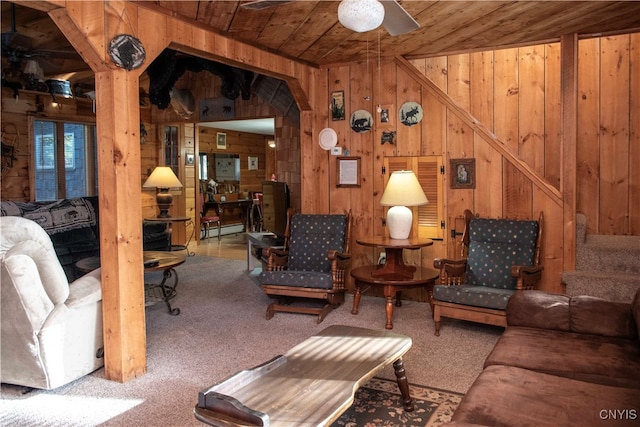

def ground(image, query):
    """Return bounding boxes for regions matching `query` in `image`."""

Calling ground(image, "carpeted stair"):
[562,213,640,303]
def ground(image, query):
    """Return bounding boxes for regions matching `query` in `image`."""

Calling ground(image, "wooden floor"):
[188,232,248,261]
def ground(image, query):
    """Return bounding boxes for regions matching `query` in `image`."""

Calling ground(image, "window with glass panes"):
[33,119,97,201]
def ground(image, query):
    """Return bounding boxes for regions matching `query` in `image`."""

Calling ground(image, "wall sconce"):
[268,139,276,148]
[50,94,62,111]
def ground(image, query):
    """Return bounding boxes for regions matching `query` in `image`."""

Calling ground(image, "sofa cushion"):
[143,221,170,251]
[571,295,637,338]
[452,365,640,427]
[287,214,347,273]
[466,217,538,289]
[433,285,514,310]
[50,227,99,253]
[506,290,571,331]
[258,270,333,289]
[484,326,640,389]
[507,290,638,338]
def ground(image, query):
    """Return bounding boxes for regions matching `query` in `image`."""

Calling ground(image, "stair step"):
[562,271,640,303]
[576,235,640,274]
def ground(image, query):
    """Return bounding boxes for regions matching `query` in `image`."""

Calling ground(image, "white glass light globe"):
[338,0,385,33]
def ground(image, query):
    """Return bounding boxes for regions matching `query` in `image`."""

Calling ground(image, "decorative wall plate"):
[319,128,338,150]
[399,101,423,126]
[109,34,146,71]
[350,110,373,133]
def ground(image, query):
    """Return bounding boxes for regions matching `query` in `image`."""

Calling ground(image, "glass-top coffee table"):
[143,250,186,315]
[74,251,186,315]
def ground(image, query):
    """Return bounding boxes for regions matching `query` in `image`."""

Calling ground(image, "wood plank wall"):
[308,33,640,298]
[198,126,272,195]
[3,34,638,298]
[1,89,97,201]
[148,70,302,216]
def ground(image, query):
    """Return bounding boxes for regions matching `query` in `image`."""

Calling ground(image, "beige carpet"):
[1,256,501,426]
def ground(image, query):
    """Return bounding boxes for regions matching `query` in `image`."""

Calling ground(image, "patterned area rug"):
[333,377,462,427]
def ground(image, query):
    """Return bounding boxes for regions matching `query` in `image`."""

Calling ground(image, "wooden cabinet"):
[262,181,289,237]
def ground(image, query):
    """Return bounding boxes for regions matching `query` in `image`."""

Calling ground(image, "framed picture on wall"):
[248,156,258,170]
[185,151,195,166]
[331,90,345,121]
[216,132,227,149]
[337,156,361,187]
[450,158,476,189]
[379,104,394,128]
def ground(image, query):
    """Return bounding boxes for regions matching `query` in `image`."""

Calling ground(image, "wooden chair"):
[199,194,221,241]
[259,208,352,323]
[432,209,544,335]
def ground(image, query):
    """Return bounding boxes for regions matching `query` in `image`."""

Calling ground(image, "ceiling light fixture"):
[338,0,385,33]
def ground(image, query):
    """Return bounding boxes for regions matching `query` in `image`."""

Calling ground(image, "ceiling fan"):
[241,0,420,36]
[1,3,80,73]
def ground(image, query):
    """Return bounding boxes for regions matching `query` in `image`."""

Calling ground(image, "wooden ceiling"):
[2,1,640,82]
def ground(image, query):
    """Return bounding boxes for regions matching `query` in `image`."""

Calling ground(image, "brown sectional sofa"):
[446,289,640,427]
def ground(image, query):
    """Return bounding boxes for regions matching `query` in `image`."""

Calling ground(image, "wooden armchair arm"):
[433,258,468,285]
[328,250,351,290]
[263,247,289,271]
[328,250,351,267]
[511,265,544,290]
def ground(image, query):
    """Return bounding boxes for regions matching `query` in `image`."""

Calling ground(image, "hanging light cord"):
[365,33,371,101]
[377,29,382,112]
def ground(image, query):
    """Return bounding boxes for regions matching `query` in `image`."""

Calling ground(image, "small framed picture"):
[379,104,394,128]
[185,151,195,166]
[450,158,476,189]
[331,90,345,121]
[337,156,361,188]
[248,156,258,170]
[216,132,227,149]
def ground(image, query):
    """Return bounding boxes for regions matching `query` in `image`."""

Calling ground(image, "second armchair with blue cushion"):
[432,209,544,335]
[258,208,352,323]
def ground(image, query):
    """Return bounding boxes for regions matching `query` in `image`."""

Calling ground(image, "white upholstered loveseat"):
[1,216,104,390]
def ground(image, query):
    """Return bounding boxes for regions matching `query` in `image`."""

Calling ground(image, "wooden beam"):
[42,0,316,382]
[10,0,64,13]
[395,56,563,206]
[48,5,108,73]
[561,34,578,271]
[95,68,147,382]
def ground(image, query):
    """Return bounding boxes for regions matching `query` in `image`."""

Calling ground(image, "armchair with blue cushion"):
[258,208,352,323]
[432,209,543,335]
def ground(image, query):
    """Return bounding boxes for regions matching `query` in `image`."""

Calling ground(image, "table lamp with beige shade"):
[380,170,428,239]
[143,166,183,218]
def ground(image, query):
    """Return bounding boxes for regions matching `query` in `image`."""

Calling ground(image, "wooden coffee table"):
[351,265,439,330]
[194,325,414,426]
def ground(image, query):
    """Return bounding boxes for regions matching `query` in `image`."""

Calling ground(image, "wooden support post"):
[561,34,578,272]
[95,69,147,382]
